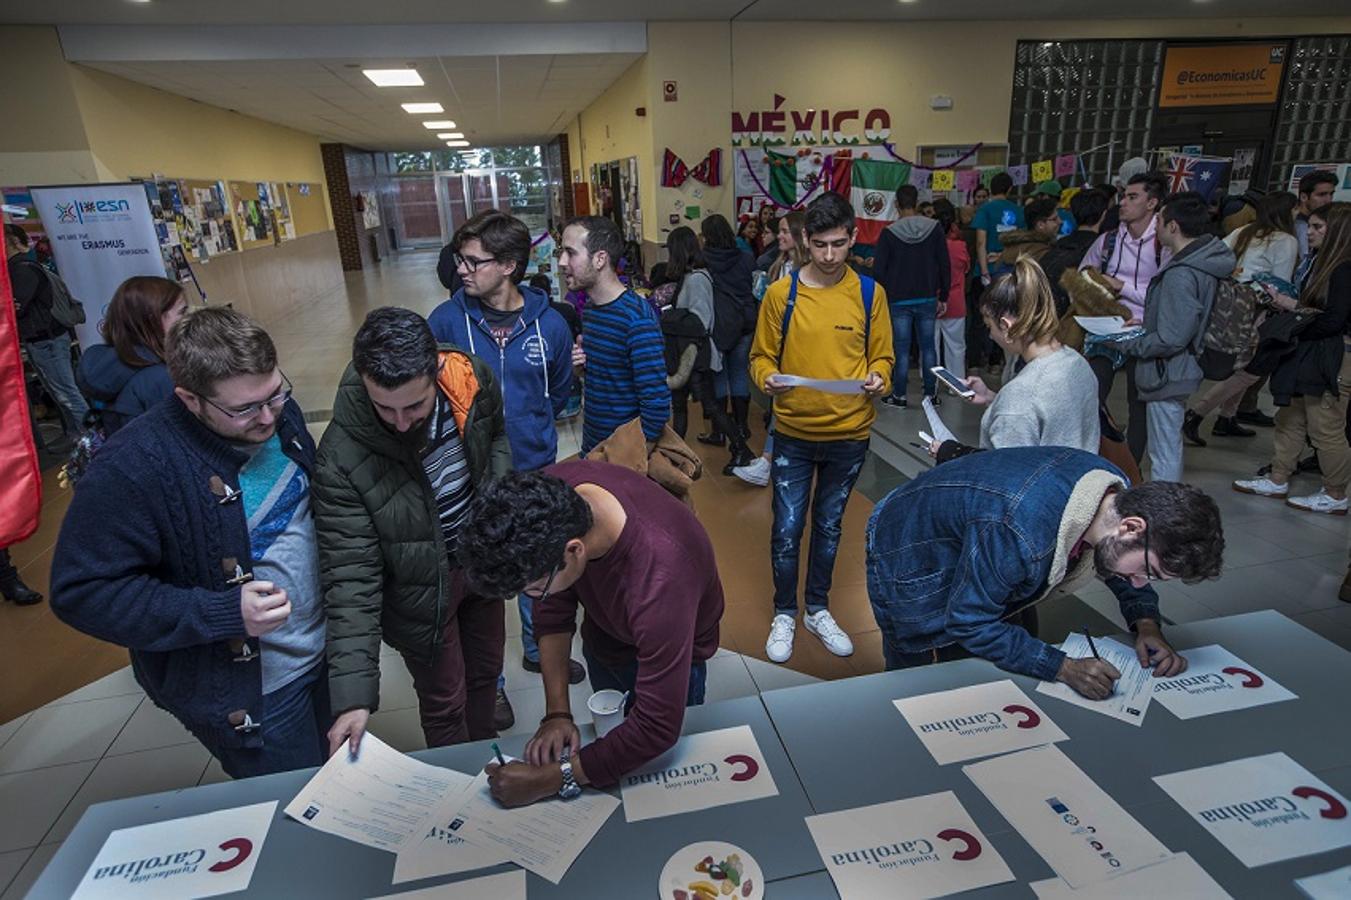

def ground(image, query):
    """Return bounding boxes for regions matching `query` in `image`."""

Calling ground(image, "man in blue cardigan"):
[51,307,328,778]
[867,447,1224,698]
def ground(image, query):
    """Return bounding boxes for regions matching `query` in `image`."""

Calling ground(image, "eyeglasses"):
[1140,522,1161,583]
[201,371,293,422]
[454,251,497,273]
[524,561,562,604]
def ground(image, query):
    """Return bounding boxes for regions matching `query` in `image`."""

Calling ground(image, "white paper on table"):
[893,679,1069,765]
[963,744,1171,888]
[773,374,867,394]
[1074,316,1129,336]
[1029,852,1230,899]
[1296,863,1351,899]
[1035,634,1154,726]
[921,396,958,444]
[72,801,276,900]
[283,733,459,853]
[806,790,1014,899]
[447,768,619,884]
[620,724,779,822]
[1153,752,1351,868]
[368,869,526,900]
[1151,644,1296,719]
[391,769,512,884]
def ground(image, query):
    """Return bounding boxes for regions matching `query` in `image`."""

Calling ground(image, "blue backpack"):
[776,271,877,368]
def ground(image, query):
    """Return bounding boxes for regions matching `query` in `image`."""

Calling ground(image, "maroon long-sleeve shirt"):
[535,460,724,788]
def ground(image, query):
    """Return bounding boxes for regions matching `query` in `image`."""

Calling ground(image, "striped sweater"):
[581,290,671,453]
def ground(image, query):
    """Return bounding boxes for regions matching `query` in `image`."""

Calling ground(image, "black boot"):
[731,396,752,441]
[1212,416,1256,438]
[0,573,43,606]
[1236,408,1276,427]
[722,441,756,476]
[1182,410,1207,447]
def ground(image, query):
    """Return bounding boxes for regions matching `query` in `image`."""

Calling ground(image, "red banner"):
[0,257,41,546]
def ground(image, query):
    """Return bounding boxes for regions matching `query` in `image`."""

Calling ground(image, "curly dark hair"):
[457,471,594,598]
[1116,481,1224,584]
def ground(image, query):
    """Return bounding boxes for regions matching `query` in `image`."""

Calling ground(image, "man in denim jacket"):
[866,447,1223,698]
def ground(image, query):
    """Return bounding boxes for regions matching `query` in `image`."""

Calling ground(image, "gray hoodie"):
[1119,234,1237,401]
[887,216,941,244]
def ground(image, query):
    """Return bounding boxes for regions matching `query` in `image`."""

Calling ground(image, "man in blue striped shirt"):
[559,216,670,453]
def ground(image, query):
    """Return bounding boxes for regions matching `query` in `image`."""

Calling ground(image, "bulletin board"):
[179,178,241,259]
[228,180,275,249]
[285,182,329,237]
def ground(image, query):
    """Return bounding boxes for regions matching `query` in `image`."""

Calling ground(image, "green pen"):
[491,742,507,766]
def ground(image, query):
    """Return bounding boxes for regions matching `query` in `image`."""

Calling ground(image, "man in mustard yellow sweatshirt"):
[749,191,894,664]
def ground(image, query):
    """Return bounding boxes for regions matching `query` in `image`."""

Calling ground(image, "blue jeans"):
[889,300,937,399]
[498,593,540,691]
[192,661,330,779]
[582,647,707,710]
[715,332,752,400]
[770,432,869,614]
[27,333,89,434]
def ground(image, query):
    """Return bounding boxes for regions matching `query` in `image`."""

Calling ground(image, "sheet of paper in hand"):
[392,769,511,884]
[1035,633,1154,726]
[893,679,1068,765]
[1151,644,1295,719]
[620,724,779,822]
[1154,752,1351,868]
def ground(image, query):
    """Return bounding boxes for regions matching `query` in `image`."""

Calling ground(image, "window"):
[1271,35,1351,190]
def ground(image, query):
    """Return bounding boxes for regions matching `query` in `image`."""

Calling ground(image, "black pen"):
[1083,627,1101,660]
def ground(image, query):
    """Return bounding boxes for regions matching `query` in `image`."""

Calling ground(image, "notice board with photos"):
[229,180,295,248]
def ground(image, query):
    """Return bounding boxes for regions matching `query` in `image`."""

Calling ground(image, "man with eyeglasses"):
[318,307,511,757]
[52,307,330,778]
[866,447,1225,699]
[454,461,723,807]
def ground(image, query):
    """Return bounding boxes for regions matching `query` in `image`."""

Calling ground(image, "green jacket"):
[315,348,512,715]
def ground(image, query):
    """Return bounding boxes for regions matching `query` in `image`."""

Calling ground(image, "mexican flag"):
[766,149,797,207]
[850,159,911,245]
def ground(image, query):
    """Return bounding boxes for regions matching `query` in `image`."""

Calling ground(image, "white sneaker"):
[1233,476,1289,498]
[1287,489,1349,516]
[804,609,854,657]
[765,614,796,663]
[732,456,771,487]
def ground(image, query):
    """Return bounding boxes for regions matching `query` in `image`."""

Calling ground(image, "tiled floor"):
[3,249,1350,897]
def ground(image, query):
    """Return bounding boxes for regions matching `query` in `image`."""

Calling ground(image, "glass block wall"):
[1270,35,1351,190]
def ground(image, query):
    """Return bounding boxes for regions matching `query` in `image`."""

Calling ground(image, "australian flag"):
[1164,154,1231,203]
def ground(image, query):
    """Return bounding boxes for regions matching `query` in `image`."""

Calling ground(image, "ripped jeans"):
[769,432,870,615]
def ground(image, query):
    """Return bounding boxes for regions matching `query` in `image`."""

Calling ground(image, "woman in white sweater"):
[930,257,1099,462]
[1183,192,1299,446]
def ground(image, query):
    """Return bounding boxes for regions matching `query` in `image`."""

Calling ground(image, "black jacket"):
[702,246,756,352]
[7,256,62,342]
[1270,261,1351,404]
[873,216,951,304]
[1040,230,1101,317]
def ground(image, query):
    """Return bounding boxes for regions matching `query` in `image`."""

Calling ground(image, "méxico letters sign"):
[1159,43,1287,108]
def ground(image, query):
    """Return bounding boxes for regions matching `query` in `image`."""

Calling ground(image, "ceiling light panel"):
[422,120,457,129]
[362,69,424,87]
[401,102,444,114]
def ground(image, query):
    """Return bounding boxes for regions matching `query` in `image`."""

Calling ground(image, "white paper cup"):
[587,689,627,737]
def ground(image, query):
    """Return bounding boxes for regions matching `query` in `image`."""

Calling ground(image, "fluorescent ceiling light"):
[401,102,444,114]
[435,132,464,140]
[422,120,457,129]
[446,140,472,147]
[362,69,424,87]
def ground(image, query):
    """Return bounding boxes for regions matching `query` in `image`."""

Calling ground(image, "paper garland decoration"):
[661,148,723,189]
[909,166,930,189]
[1055,154,1078,178]
[1008,164,1030,186]
[1031,160,1054,183]
[931,170,955,191]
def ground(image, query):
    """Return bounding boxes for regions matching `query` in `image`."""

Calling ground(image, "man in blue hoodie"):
[428,211,584,727]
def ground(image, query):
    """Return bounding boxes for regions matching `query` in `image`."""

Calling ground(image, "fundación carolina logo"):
[919,704,1041,737]
[831,828,982,871]
[625,754,761,791]
[91,837,253,886]
[1197,785,1347,829]
[1155,666,1263,696]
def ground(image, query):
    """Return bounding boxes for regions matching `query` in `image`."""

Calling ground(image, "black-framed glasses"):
[201,371,293,422]
[1140,523,1160,583]
[523,561,561,603]
[454,251,497,273]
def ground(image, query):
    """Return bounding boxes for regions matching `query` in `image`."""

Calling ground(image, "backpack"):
[25,262,86,329]
[777,271,877,368]
[710,272,757,353]
[1198,278,1263,381]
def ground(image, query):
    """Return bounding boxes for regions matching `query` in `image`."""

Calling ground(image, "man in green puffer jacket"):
[315,308,511,754]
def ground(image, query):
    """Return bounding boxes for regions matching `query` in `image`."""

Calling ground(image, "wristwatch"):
[558,746,581,800]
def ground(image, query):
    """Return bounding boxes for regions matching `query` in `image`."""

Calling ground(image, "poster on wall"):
[30,182,168,347]
[360,191,380,231]
[1287,162,1351,201]
[1158,43,1287,108]
[1229,148,1257,195]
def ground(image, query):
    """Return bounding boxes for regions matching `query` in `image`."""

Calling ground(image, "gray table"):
[26,695,820,899]
[760,610,1351,897]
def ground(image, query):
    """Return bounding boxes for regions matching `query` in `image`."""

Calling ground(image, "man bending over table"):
[866,446,1224,699]
[458,460,724,806]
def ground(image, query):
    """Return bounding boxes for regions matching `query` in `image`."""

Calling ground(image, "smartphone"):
[930,367,975,399]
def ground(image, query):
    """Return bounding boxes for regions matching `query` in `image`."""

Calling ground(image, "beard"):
[1092,532,1142,582]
